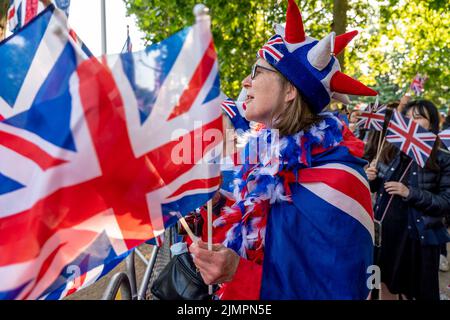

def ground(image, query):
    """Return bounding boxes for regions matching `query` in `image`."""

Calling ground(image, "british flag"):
[409,73,427,96]
[7,0,91,58]
[7,0,52,33]
[438,129,450,150]
[220,97,250,132]
[386,109,437,168]
[257,34,285,63]
[355,104,387,131]
[0,5,222,300]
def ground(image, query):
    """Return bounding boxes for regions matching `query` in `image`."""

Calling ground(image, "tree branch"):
[303,7,328,23]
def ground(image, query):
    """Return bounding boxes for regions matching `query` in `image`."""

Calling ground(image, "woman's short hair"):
[271,74,323,136]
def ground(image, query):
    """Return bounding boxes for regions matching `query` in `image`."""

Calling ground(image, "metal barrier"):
[102,226,175,300]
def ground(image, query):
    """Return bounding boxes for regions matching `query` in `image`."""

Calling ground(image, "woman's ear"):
[284,82,297,104]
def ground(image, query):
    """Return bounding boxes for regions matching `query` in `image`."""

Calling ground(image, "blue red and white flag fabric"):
[409,73,427,96]
[220,96,250,132]
[355,104,387,131]
[7,0,70,33]
[7,1,91,58]
[261,146,374,299]
[438,129,450,150]
[386,109,437,168]
[7,0,45,33]
[0,5,222,300]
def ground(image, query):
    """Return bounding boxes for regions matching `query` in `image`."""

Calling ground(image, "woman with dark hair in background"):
[365,99,450,300]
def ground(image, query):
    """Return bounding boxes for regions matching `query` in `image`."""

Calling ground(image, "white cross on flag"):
[386,109,437,167]
[356,105,387,131]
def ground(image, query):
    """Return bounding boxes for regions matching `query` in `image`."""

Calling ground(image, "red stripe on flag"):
[0,131,67,170]
[25,0,39,24]
[8,6,15,20]
[262,45,282,60]
[21,242,66,300]
[388,122,433,154]
[167,41,217,120]
[299,167,373,219]
[221,103,236,117]
[267,38,283,45]
[411,147,423,167]
[168,176,221,198]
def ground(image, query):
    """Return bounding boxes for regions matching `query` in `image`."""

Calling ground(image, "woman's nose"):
[241,75,252,89]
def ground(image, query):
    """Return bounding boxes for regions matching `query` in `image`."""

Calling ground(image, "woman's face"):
[241,59,285,127]
[406,107,431,130]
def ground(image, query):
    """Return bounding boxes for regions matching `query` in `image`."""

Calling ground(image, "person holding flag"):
[365,100,450,300]
[189,0,377,300]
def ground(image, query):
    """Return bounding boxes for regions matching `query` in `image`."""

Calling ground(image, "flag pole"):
[101,0,107,55]
[193,2,213,296]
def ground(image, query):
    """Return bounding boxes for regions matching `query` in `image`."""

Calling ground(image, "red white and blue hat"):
[258,0,377,114]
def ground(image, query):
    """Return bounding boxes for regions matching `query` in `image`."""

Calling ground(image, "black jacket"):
[370,148,450,245]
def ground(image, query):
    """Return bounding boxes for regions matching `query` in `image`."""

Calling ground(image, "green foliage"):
[347,0,450,109]
[124,0,450,109]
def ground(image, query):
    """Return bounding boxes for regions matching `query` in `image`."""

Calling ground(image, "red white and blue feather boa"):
[214,112,344,262]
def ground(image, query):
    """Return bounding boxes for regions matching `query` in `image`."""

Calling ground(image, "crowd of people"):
[349,99,450,300]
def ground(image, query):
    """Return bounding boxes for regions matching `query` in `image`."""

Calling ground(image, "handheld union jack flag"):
[386,109,437,167]
[438,129,450,150]
[409,73,427,96]
[0,5,222,300]
[355,104,387,131]
[221,97,250,132]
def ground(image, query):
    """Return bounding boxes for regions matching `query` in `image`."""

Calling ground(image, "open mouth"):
[245,94,254,104]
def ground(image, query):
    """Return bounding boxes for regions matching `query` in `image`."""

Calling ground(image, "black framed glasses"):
[251,64,277,80]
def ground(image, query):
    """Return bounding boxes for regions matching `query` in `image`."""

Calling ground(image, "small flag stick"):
[207,199,213,295]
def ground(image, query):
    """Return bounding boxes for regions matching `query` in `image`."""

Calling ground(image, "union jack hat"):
[257,0,377,114]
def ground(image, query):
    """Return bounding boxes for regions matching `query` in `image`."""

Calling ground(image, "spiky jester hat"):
[257,0,377,114]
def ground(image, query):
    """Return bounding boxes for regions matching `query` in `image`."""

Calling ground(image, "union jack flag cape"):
[386,109,437,168]
[438,129,450,150]
[260,146,374,299]
[217,131,374,300]
[0,5,222,299]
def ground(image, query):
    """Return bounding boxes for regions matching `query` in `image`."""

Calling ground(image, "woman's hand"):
[384,181,410,198]
[365,166,378,181]
[189,240,240,285]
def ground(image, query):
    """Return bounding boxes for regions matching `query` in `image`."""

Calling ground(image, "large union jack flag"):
[0,5,222,300]
[355,104,387,131]
[386,109,437,168]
